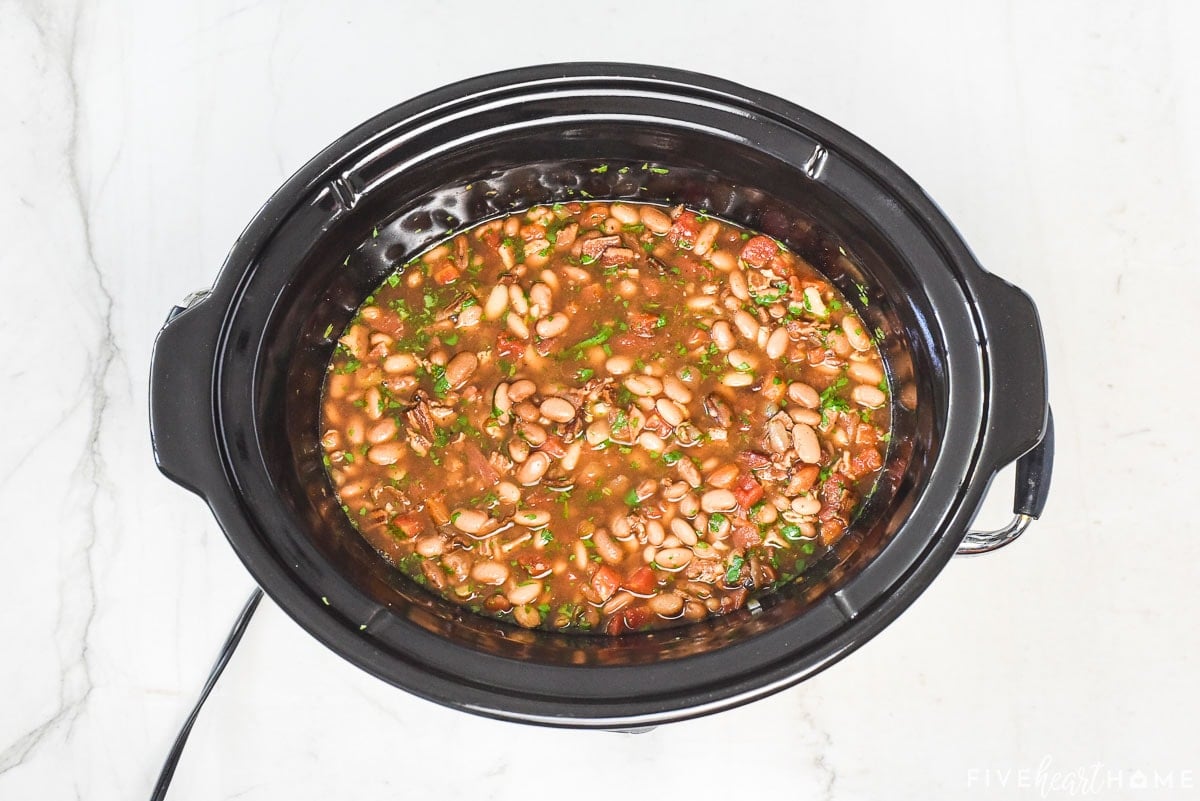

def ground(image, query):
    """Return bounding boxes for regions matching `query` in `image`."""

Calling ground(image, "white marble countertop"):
[2,1,1198,799]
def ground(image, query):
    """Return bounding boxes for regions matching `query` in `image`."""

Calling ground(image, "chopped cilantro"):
[725,555,745,583]
[780,524,804,541]
[428,363,451,397]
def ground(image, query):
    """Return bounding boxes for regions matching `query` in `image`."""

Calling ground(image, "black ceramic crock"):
[150,63,1053,728]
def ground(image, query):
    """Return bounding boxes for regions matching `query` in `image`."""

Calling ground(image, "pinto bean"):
[803,287,827,317]
[484,284,509,320]
[516,452,551,485]
[445,352,478,388]
[535,313,569,338]
[842,314,872,351]
[676,457,702,489]
[655,548,693,570]
[787,382,820,408]
[848,361,884,385]
[732,310,759,340]
[515,509,551,528]
[693,221,720,256]
[766,327,789,359]
[383,353,417,374]
[367,419,397,444]
[655,398,685,428]
[508,379,536,402]
[852,384,887,408]
[729,270,749,301]
[700,489,737,513]
[471,560,509,585]
[593,528,624,564]
[791,495,822,515]
[647,593,685,617]
[507,582,543,607]
[727,349,758,372]
[669,518,699,546]
[661,375,693,404]
[414,535,445,557]
[540,397,576,422]
[624,375,663,397]
[452,509,491,534]
[367,443,403,465]
[640,205,672,234]
[512,604,541,628]
[792,423,822,464]
[606,354,635,375]
[721,372,754,388]
[711,321,736,351]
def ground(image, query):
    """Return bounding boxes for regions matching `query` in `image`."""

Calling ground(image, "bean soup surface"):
[321,201,890,634]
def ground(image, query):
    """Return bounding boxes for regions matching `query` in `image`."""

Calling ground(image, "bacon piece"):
[731,518,762,550]
[495,333,526,359]
[590,565,621,603]
[600,247,637,266]
[581,235,621,261]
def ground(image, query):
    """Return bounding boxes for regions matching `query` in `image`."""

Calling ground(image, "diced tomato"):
[675,257,711,281]
[610,332,639,349]
[431,263,460,285]
[495,333,526,359]
[740,235,779,268]
[731,472,765,508]
[667,211,700,247]
[481,228,501,249]
[590,565,621,602]
[629,312,660,338]
[621,606,651,631]
[580,283,605,305]
[731,518,762,550]
[623,566,657,595]
[392,513,424,538]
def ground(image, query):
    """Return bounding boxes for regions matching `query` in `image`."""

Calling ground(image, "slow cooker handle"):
[149,290,222,499]
[957,409,1054,555]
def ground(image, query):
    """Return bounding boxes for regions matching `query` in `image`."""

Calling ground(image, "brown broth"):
[320,201,890,634]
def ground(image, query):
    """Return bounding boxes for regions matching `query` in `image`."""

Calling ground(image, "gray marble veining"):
[1,1,1198,799]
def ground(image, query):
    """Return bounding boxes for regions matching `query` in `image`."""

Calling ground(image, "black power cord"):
[149,587,264,801]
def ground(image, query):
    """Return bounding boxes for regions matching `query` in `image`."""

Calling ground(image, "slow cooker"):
[150,63,1053,728]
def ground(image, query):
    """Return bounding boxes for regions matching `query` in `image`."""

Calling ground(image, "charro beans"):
[321,203,889,635]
